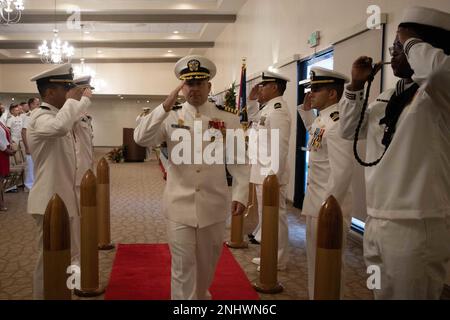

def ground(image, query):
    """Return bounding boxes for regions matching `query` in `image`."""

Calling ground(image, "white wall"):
[0,63,179,96]
[88,98,164,147]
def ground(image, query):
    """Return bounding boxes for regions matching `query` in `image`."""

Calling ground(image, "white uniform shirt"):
[249,96,291,186]
[339,38,450,220]
[134,102,250,228]
[6,115,23,143]
[298,103,355,218]
[27,97,91,217]
[74,115,94,186]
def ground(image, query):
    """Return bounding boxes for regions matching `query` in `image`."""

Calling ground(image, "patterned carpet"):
[0,149,373,300]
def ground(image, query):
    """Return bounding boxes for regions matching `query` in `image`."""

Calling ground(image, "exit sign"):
[308,31,320,48]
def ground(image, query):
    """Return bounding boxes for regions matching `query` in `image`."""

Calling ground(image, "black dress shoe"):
[247,233,255,239]
[249,238,260,245]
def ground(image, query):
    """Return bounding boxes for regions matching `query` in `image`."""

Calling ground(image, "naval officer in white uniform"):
[339,6,450,299]
[134,55,250,300]
[246,71,292,271]
[298,67,356,299]
[27,64,92,299]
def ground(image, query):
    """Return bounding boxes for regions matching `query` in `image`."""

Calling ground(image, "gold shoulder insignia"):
[330,111,340,122]
[216,104,238,115]
[274,103,282,109]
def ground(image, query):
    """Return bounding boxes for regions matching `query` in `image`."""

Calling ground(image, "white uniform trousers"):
[252,184,289,269]
[306,215,351,300]
[167,220,225,300]
[32,214,81,300]
[364,216,450,300]
[24,155,34,190]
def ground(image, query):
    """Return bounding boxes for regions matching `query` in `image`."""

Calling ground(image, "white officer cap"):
[259,71,291,84]
[30,63,75,88]
[174,55,216,81]
[400,6,450,31]
[307,67,349,89]
[74,75,95,90]
[142,106,151,111]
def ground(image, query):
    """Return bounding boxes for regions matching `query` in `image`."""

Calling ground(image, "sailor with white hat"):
[73,76,95,201]
[134,55,250,300]
[27,63,92,299]
[246,70,291,271]
[339,6,450,299]
[298,66,356,299]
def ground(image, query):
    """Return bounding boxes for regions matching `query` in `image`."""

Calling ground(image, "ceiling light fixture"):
[0,0,25,25]
[38,0,74,64]
[173,30,179,34]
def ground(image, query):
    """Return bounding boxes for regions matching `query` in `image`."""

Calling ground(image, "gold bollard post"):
[97,158,115,250]
[253,175,283,294]
[314,195,343,300]
[74,170,104,297]
[226,213,248,249]
[43,194,72,300]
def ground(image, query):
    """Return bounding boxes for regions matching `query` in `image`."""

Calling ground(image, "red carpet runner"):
[105,244,260,300]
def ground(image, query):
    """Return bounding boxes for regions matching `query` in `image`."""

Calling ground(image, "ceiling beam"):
[0,41,214,49]
[0,57,181,64]
[20,13,237,24]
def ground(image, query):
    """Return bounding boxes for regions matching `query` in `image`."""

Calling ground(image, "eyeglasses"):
[389,42,404,57]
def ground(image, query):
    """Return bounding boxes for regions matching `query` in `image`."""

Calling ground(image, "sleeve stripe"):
[404,39,423,56]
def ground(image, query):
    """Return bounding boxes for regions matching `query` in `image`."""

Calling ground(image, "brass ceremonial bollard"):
[74,170,104,297]
[226,184,254,249]
[226,212,248,249]
[97,158,115,250]
[43,194,72,300]
[253,175,283,294]
[314,195,343,300]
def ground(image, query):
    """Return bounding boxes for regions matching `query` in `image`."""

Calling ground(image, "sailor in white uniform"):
[247,71,292,271]
[339,6,450,299]
[27,64,92,299]
[134,55,250,300]
[298,67,356,299]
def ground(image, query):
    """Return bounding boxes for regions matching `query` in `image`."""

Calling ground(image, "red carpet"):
[105,244,259,300]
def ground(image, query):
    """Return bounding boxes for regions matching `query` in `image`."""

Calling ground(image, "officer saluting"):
[246,71,291,272]
[27,64,92,299]
[134,55,250,300]
[298,67,356,299]
[340,6,450,300]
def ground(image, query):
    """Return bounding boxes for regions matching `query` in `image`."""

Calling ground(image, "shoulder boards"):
[376,99,390,103]
[172,104,182,111]
[274,103,282,109]
[330,111,340,122]
[40,106,50,110]
[215,104,238,115]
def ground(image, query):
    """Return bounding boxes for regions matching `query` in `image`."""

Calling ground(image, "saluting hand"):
[348,56,382,91]
[249,85,260,100]
[83,88,93,99]
[163,81,185,112]
[303,92,313,111]
[66,87,85,101]
[231,201,246,216]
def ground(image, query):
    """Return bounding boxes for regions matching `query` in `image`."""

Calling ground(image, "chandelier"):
[0,0,24,24]
[38,29,75,64]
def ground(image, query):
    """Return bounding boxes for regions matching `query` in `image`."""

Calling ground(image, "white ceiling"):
[0,0,247,63]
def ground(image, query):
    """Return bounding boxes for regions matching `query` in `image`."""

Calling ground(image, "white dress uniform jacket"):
[339,38,450,220]
[249,96,291,186]
[6,115,23,143]
[298,103,355,218]
[27,97,91,217]
[74,114,94,187]
[134,102,250,228]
